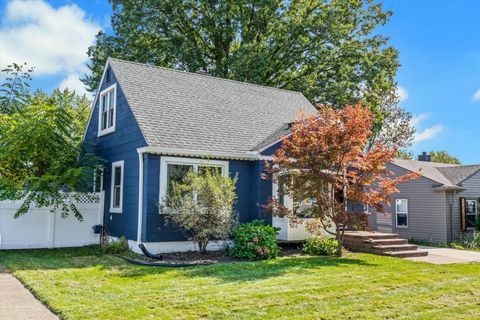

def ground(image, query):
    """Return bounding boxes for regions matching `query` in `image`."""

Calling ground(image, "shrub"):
[301,236,338,256]
[101,236,129,254]
[160,167,238,254]
[450,231,480,250]
[229,220,280,260]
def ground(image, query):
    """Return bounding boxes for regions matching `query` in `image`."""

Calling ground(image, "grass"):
[1,247,480,319]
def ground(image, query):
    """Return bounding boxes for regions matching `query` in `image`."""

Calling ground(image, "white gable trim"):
[82,59,111,141]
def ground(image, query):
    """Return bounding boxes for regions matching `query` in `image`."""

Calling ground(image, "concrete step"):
[372,244,418,252]
[385,250,429,258]
[344,232,399,241]
[364,238,408,246]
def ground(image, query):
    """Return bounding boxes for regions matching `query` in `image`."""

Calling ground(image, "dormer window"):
[98,83,116,136]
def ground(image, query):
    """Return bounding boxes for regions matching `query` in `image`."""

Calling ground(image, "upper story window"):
[98,83,117,136]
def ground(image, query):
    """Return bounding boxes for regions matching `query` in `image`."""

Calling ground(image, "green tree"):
[0,86,101,219]
[83,0,410,145]
[430,150,461,164]
[397,149,413,160]
[160,168,237,253]
[0,62,34,114]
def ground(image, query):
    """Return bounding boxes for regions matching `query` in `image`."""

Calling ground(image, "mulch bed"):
[121,243,303,267]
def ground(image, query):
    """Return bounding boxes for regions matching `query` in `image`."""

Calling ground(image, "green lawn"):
[1,247,480,319]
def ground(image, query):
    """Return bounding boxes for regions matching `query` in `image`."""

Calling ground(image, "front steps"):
[343,231,428,258]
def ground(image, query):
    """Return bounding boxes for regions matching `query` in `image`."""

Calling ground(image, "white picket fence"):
[0,192,104,250]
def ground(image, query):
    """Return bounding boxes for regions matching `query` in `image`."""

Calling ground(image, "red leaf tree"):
[266,103,419,257]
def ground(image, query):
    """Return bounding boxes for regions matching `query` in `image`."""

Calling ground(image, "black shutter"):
[460,197,466,232]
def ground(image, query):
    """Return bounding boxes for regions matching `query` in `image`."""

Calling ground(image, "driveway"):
[407,246,480,264]
[0,265,58,320]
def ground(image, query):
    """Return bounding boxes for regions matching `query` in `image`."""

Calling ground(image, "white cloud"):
[472,89,480,102]
[414,125,444,143]
[411,113,430,128]
[59,73,91,98]
[411,113,443,143]
[0,0,100,76]
[397,86,409,102]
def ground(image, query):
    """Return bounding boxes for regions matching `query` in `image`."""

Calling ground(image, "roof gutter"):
[432,185,466,192]
[137,146,269,161]
[137,149,145,243]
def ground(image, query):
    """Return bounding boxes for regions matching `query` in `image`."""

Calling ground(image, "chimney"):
[418,151,431,162]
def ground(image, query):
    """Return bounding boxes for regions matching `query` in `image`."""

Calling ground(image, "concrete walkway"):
[406,246,480,264]
[0,266,58,320]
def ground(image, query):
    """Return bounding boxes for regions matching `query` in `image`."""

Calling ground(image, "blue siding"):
[144,157,273,242]
[83,67,147,241]
[261,141,282,156]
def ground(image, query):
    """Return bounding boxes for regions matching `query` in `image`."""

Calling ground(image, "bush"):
[450,231,480,250]
[160,168,238,254]
[229,220,280,260]
[301,236,338,256]
[101,236,129,254]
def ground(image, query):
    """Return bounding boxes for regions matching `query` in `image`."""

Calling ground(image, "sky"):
[0,0,479,163]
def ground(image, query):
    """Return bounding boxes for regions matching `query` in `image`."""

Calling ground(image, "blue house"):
[83,58,316,252]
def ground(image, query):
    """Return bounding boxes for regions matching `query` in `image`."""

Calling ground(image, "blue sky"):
[1,0,479,163]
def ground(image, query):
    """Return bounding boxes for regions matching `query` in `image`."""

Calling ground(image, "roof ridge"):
[107,57,305,96]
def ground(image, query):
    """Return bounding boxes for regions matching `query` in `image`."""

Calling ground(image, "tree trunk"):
[199,240,208,254]
[336,225,345,257]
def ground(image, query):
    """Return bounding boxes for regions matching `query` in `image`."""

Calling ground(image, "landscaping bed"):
[123,243,302,267]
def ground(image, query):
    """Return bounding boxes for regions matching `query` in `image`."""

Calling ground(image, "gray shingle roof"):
[108,58,316,154]
[392,159,480,187]
[437,165,480,185]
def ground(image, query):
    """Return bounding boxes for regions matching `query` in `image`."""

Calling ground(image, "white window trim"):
[110,160,124,213]
[159,156,229,206]
[97,83,117,137]
[395,198,408,228]
[272,180,294,211]
[466,199,478,230]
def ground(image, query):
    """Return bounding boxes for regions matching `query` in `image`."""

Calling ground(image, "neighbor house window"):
[98,83,117,136]
[110,161,124,213]
[396,199,408,228]
[466,199,478,229]
[159,157,228,206]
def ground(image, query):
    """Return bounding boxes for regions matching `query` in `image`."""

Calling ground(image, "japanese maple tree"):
[267,103,418,257]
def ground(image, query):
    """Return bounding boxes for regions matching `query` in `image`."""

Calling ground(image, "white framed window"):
[98,83,117,136]
[395,199,408,228]
[159,157,229,206]
[271,177,313,217]
[110,160,124,213]
[466,199,478,229]
[272,177,293,211]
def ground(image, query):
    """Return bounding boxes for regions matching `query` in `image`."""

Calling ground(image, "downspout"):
[137,150,145,243]
[448,190,456,243]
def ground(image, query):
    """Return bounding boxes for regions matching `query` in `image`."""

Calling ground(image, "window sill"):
[98,127,115,137]
[110,207,122,214]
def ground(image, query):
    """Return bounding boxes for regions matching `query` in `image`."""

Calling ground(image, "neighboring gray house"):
[370,154,480,243]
